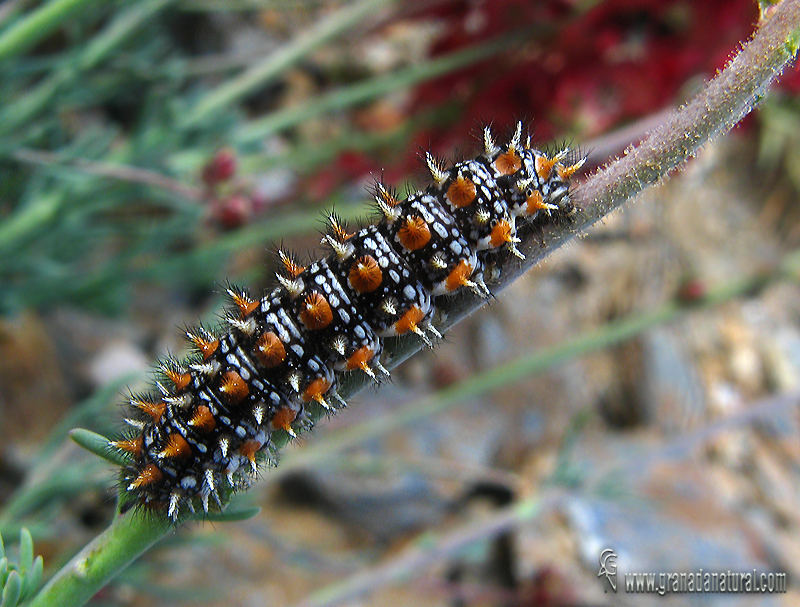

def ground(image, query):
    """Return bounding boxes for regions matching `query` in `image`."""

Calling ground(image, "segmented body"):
[112,123,584,520]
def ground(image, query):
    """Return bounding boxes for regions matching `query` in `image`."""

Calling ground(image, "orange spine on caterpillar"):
[113,122,585,521]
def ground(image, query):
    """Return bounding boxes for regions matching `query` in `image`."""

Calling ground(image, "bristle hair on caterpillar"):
[112,121,585,522]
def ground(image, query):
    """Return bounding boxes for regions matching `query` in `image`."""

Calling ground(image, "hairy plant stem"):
[28,3,800,606]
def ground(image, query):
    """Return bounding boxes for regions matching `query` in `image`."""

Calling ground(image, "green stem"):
[0,0,107,61]
[178,0,393,129]
[0,465,108,524]
[26,513,169,607]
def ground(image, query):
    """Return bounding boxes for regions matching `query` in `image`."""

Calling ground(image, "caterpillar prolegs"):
[111,122,585,520]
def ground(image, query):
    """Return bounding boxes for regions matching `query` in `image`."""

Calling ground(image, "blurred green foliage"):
[0,0,227,314]
[0,528,42,607]
[0,0,504,315]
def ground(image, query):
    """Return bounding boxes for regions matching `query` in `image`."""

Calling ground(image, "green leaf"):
[1,570,20,607]
[20,556,43,601]
[69,429,130,467]
[205,506,262,523]
[17,530,32,574]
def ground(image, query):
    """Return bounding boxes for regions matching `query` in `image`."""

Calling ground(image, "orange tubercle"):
[490,220,514,248]
[494,150,521,175]
[131,463,163,488]
[230,291,259,317]
[239,439,262,464]
[535,154,556,180]
[329,218,354,243]
[349,255,382,293]
[219,370,249,404]
[346,345,376,372]
[557,160,584,180]
[446,175,476,208]
[134,398,166,423]
[394,305,425,335]
[280,251,306,278]
[189,333,219,360]
[111,436,143,458]
[188,405,216,432]
[163,367,191,391]
[398,216,431,251]
[272,406,297,434]
[302,377,332,403]
[300,292,333,330]
[375,183,399,207]
[525,189,547,214]
[161,432,192,459]
[255,331,286,368]
[445,259,474,292]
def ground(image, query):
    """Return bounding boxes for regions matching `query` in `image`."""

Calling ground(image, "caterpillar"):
[111,122,585,521]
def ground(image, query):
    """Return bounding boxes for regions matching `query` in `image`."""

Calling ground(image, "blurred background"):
[1,0,800,605]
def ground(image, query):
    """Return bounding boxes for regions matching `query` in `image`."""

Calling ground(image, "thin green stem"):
[178,0,394,129]
[8,147,202,200]
[0,2,26,30]
[238,120,417,174]
[0,0,107,61]
[0,465,109,524]
[78,0,173,68]
[183,0,327,10]
[125,201,363,283]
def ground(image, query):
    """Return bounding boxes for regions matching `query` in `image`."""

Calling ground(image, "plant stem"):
[574,3,800,230]
[0,0,106,61]
[0,191,63,255]
[26,513,169,607]
[10,148,203,200]
[365,0,800,380]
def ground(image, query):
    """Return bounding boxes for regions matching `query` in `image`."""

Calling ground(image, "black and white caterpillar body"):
[111,122,585,520]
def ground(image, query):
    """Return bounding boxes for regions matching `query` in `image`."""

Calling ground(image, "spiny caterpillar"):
[111,123,585,521]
